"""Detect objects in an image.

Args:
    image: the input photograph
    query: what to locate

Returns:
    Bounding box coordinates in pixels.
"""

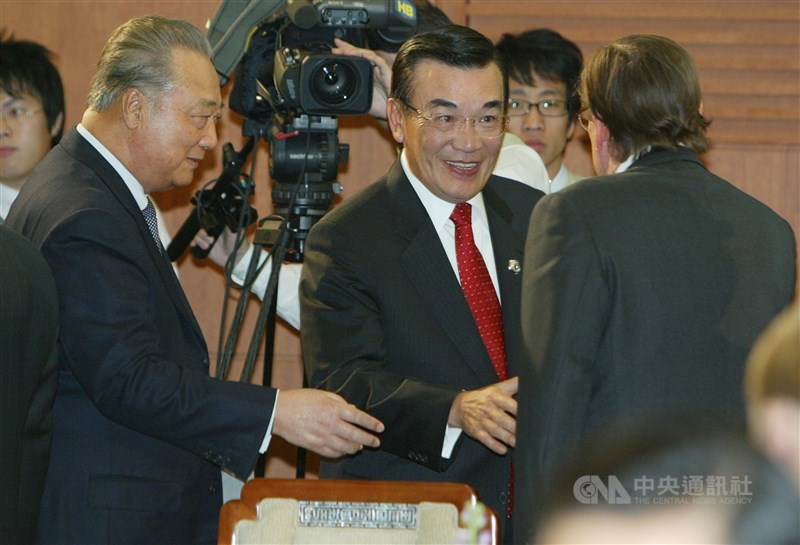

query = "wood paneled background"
[2,0,797,478]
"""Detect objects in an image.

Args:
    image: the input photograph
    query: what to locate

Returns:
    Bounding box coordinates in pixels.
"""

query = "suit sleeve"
[43,208,275,479]
[300,219,459,471]
[518,192,612,489]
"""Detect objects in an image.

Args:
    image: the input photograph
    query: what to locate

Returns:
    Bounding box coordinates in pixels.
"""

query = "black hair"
[413,0,452,34]
[495,28,583,121]
[391,25,506,107]
[0,29,65,146]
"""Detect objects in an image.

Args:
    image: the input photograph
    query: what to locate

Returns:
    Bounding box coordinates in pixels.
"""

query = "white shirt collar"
[76,123,148,210]
[616,145,656,174]
[0,183,20,221]
[615,154,636,173]
[399,150,490,233]
[549,163,570,193]
[398,150,500,298]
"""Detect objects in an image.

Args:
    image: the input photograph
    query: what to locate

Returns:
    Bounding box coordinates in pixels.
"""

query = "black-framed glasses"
[507,98,567,118]
[578,108,594,131]
[398,99,508,139]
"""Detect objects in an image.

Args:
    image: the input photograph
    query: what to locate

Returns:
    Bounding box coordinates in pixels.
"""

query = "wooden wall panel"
[465,2,800,146]
[451,0,799,287]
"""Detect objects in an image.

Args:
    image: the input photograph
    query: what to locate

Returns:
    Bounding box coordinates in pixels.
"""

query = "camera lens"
[310,60,358,105]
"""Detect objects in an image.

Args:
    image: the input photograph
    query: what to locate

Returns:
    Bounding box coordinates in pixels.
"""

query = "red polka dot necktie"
[450,202,514,518]
[450,202,507,380]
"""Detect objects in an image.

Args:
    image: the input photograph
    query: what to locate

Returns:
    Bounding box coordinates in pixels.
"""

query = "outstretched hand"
[273,389,384,459]
[448,377,518,455]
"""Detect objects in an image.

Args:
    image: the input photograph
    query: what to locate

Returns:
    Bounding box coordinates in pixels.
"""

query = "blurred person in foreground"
[535,419,800,545]
[301,25,544,543]
[516,34,796,542]
[5,15,382,545]
[745,303,800,491]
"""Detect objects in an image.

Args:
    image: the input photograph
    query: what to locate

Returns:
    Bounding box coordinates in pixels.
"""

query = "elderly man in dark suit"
[5,15,383,545]
[301,25,543,543]
[516,34,797,543]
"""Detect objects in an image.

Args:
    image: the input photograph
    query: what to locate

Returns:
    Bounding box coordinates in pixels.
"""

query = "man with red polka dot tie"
[300,25,544,544]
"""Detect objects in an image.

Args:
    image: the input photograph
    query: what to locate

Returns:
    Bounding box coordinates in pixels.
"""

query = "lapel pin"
[507,259,521,275]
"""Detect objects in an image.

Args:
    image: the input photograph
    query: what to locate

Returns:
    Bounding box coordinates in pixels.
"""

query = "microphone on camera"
[286,0,318,30]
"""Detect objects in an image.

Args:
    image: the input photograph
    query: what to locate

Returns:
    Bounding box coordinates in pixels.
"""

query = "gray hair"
[87,15,212,111]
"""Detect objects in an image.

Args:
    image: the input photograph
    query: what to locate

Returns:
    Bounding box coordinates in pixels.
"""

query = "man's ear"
[593,116,610,145]
[386,98,405,145]
[592,117,616,174]
[50,112,65,139]
[121,88,145,128]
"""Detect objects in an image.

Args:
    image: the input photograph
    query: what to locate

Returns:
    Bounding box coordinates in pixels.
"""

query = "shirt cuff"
[442,424,462,459]
[259,389,279,453]
[231,245,265,287]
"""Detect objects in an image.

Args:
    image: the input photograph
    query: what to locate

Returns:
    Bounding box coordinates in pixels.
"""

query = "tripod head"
[265,114,345,261]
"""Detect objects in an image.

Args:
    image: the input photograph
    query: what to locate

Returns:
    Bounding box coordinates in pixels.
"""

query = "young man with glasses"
[496,28,584,193]
[0,32,64,221]
[300,25,543,544]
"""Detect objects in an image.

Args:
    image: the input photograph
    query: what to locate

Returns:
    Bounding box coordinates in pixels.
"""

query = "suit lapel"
[483,180,527,377]
[387,163,500,383]
[65,132,207,352]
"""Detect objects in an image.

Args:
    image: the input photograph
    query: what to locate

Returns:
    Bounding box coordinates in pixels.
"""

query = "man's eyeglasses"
[0,105,44,127]
[577,108,594,131]
[399,100,508,139]
[507,98,567,118]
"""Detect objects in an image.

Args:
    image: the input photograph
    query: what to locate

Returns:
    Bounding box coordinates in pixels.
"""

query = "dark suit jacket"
[0,225,59,545]
[5,129,276,545]
[515,146,797,542]
[301,159,543,534]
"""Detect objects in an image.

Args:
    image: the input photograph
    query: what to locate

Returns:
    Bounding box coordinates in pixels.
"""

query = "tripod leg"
[255,286,278,478]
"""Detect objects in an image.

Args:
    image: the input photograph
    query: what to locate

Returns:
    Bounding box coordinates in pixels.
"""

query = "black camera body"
[188,0,417,261]
[229,1,416,123]
[273,46,373,115]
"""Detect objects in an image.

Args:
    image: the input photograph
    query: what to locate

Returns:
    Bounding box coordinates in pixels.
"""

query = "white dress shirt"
[400,149,509,458]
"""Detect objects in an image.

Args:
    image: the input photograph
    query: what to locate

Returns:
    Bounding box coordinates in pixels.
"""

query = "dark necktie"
[142,197,162,253]
[450,201,514,518]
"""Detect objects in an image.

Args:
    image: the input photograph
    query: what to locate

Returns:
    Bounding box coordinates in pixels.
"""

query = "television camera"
[167,0,417,262]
